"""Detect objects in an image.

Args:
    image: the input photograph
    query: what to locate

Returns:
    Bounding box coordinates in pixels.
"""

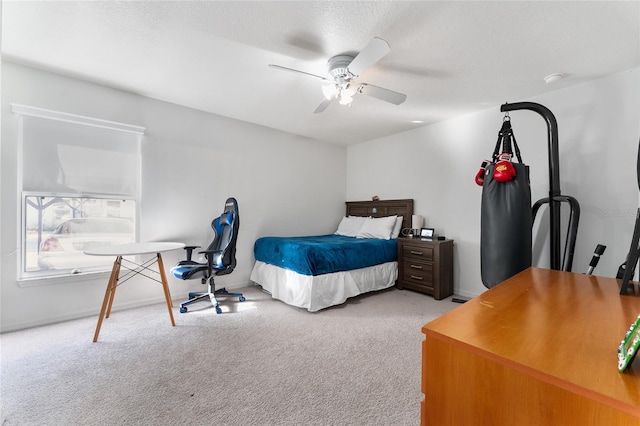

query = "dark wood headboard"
[345,199,414,231]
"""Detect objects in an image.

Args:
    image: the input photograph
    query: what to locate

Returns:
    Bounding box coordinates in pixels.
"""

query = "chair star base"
[179,282,246,314]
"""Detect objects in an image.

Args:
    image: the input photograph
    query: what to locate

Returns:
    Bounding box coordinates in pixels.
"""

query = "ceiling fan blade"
[313,98,333,114]
[358,83,407,105]
[347,37,391,77]
[268,64,328,81]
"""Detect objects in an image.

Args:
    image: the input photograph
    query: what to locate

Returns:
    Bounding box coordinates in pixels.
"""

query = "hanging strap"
[491,115,524,163]
[511,130,523,164]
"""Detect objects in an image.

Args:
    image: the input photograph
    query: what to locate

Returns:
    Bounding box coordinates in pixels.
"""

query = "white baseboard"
[1,281,255,333]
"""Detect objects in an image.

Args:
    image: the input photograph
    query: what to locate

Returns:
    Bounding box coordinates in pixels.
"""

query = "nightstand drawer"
[402,260,433,285]
[401,244,434,261]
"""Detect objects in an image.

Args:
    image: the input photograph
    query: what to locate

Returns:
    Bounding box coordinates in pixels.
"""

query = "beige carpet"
[0,285,457,425]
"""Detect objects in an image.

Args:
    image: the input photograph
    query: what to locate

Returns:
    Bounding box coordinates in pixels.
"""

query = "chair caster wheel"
[180,307,188,313]
[215,307,222,314]
[239,296,246,302]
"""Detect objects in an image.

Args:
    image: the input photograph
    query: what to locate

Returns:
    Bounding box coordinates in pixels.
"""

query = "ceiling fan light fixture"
[322,84,339,100]
[343,84,358,97]
[339,92,353,106]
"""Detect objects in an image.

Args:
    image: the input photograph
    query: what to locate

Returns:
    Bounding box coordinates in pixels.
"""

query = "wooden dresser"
[397,237,453,300]
[421,268,640,425]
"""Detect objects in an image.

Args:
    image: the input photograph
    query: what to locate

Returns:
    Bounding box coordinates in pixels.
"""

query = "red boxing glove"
[493,153,516,182]
[475,160,491,186]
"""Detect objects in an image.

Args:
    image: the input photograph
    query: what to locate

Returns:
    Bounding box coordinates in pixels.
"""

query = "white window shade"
[17,106,143,196]
[13,104,145,281]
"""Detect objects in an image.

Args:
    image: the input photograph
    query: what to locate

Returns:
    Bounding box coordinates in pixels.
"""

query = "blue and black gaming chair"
[171,197,245,314]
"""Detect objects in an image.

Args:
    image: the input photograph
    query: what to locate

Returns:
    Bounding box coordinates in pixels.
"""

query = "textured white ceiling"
[2,1,639,145]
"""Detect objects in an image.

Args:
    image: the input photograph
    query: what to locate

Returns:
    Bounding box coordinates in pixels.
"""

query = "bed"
[250,199,414,311]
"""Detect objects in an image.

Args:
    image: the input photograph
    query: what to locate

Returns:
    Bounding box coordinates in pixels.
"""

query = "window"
[13,104,145,280]
[23,195,136,275]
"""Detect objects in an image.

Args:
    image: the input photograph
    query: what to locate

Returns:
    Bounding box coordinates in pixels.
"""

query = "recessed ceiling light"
[410,120,424,124]
[544,73,564,84]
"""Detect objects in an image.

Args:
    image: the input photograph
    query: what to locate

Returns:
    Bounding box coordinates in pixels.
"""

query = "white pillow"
[335,216,366,237]
[356,215,398,240]
[391,216,403,239]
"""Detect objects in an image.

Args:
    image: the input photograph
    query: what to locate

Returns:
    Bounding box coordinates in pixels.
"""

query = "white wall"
[348,68,640,298]
[1,62,347,332]
[3,62,638,330]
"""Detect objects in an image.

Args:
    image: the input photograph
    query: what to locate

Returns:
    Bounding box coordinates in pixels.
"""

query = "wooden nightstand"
[397,237,453,300]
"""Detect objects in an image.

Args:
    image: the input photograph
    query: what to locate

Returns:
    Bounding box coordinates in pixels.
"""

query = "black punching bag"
[480,119,532,288]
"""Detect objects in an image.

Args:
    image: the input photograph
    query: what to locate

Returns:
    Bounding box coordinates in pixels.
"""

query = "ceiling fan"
[269,37,407,113]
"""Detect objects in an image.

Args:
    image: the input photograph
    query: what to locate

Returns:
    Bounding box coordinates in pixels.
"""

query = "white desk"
[85,242,185,342]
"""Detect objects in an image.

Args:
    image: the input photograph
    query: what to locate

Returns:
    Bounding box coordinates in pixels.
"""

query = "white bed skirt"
[249,260,398,312]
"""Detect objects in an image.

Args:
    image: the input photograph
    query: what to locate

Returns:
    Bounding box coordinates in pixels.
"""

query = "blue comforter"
[253,234,397,276]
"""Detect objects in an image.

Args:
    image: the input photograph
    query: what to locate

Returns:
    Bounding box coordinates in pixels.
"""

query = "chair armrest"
[183,245,201,262]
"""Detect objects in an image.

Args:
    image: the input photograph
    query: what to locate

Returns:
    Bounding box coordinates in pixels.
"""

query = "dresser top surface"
[423,267,640,413]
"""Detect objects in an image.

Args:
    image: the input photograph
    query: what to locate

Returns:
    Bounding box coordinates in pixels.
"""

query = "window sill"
[18,269,111,287]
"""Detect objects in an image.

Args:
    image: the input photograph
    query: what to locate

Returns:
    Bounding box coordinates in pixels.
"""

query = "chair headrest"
[223,197,238,215]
